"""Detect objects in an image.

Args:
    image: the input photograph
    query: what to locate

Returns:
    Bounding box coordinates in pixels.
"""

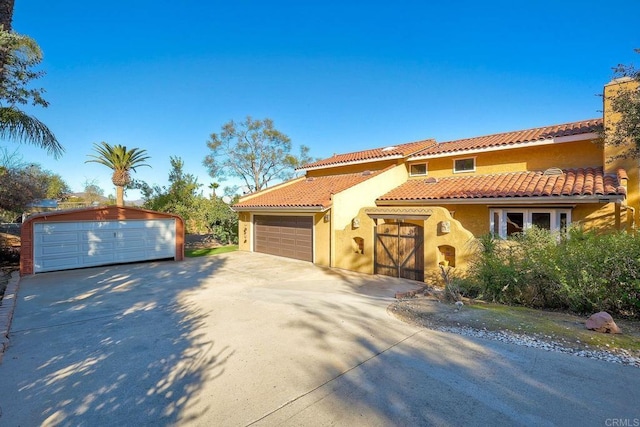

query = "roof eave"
[408,132,601,161]
[376,194,625,206]
[232,205,330,213]
[296,154,403,172]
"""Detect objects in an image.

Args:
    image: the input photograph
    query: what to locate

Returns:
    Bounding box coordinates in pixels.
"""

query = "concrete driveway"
[0,252,638,426]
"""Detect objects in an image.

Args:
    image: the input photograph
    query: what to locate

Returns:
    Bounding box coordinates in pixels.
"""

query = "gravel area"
[390,298,640,368]
[436,324,640,367]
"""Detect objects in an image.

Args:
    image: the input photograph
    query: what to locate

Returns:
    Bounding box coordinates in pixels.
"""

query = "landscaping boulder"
[585,311,621,334]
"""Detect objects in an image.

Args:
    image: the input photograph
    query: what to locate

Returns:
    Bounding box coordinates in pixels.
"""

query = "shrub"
[462,227,640,319]
[0,236,20,266]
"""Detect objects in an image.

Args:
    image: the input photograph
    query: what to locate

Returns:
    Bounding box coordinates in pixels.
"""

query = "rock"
[585,311,621,334]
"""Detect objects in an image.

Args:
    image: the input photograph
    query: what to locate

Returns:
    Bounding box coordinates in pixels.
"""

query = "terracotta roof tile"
[234,169,385,210]
[413,118,603,157]
[299,139,436,170]
[377,167,625,202]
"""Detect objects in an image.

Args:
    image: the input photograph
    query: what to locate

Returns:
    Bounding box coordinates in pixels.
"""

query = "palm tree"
[85,142,150,207]
[0,19,63,158]
[0,106,62,157]
[209,182,220,199]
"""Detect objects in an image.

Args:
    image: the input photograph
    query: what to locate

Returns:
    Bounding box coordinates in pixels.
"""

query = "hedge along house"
[233,79,637,282]
[20,206,185,275]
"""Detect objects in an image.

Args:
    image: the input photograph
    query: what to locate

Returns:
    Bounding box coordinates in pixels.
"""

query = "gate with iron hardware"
[374,223,424,281]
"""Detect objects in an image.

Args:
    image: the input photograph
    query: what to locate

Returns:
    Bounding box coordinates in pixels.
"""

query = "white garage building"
[20,206,185,275]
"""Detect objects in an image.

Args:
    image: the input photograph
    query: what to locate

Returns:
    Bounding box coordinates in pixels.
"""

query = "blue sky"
[8,0,640,199]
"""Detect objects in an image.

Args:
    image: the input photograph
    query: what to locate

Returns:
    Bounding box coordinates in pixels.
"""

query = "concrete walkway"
[0,251,638,426]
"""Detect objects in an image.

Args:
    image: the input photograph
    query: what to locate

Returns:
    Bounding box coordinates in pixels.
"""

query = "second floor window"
[410,163,428,176]
[454,157,475,173]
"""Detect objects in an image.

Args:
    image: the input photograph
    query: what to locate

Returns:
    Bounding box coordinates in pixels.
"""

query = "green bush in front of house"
[461,227,640,319]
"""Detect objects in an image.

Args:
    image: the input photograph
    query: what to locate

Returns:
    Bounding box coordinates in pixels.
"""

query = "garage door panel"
[38,231,80,244]
[82,241,117,254]
[254,215,313,262]
[82,253,116,265]
[40,256,84,270]
[84,230,116,240]
[37,243,82,256]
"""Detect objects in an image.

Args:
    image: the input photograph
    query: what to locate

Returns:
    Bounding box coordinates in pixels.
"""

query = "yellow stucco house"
[233,79,638,282]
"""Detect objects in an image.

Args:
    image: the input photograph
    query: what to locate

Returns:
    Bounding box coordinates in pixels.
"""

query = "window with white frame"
[490,208,571,238]
[409,163,428,176]
[454,157,475,173]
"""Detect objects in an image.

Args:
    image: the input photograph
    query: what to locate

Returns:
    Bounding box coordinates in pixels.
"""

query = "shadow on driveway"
[3,252,639,426]
[0,257,233,425]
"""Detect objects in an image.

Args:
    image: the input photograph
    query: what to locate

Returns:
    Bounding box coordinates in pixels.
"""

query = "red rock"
[585,311,621,334]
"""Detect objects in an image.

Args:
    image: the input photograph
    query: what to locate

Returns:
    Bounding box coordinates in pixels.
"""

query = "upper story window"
[409,163,428,176]
[454,157,475,173]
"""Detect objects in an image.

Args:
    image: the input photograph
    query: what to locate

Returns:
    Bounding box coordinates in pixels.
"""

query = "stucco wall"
[305,159,401,177]
[331,165,408,231]
[435,204,487,237]
[573,203,622,232]
[424,202,622,237]
[417,139,603,179]
[313,211,331,267]
[418,208,476,273]
[333,206,476,278]
[333,208,376,274]
[237,212,251,252]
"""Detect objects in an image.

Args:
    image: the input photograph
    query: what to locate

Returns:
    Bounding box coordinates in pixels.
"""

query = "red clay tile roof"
[234,170,385,210]
[377,167,626,203]
[412,118,603,157]
[299,139,436,171]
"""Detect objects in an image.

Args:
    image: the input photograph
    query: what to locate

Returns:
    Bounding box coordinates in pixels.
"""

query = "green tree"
[139,156,202,220]
[604,49,640,158]
[42,170,70,199]
[204,116,313,193]
[0,162,67,218]
[85,142,150,207]
[0,29,63,157]
[139,157,238,241]
[82,178,105,205]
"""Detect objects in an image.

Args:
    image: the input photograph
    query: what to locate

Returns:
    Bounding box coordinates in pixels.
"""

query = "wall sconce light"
[324,213,331,222]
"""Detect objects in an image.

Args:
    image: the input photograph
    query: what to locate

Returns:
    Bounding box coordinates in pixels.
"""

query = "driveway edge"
[0,271,20,362]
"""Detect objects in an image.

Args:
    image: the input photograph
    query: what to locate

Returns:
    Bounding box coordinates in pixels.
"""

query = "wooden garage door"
[254,216,313,262]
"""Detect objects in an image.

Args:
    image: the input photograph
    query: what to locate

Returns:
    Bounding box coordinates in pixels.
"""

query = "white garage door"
[33,219,176,273]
